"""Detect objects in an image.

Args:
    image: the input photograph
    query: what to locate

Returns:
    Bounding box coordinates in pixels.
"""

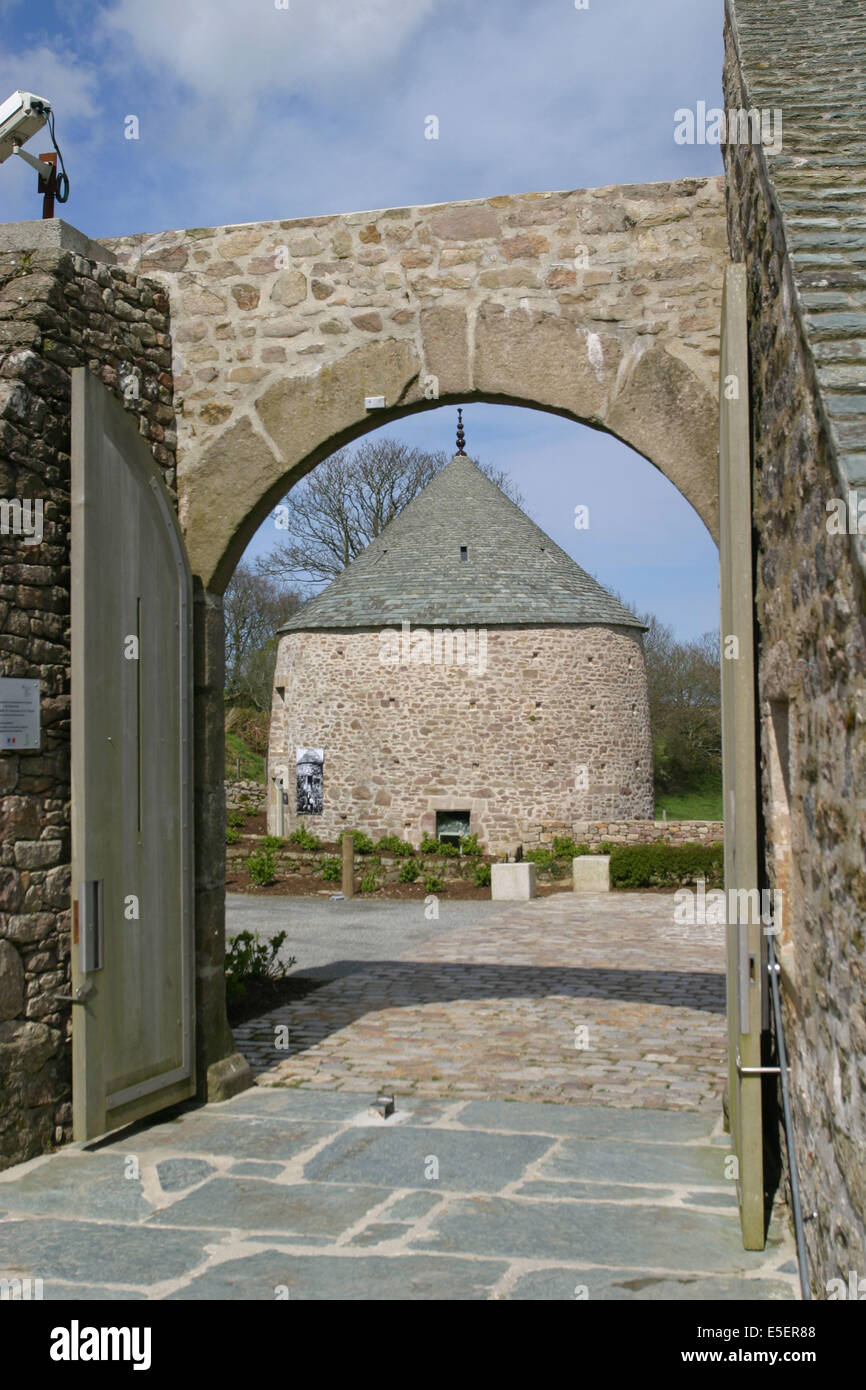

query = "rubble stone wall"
[0,245,174,1169]
[268,624,653,855]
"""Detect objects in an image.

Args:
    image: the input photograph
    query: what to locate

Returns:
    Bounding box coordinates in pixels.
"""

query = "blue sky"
[1,0,726,639]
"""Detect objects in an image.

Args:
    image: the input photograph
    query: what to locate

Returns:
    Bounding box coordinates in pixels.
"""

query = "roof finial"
[456,407,467,456]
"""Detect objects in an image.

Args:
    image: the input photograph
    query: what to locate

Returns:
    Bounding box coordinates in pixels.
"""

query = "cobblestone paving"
[235,893,728,1110]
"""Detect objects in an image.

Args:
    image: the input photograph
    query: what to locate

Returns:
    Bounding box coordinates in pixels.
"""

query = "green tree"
[224,563,302,711]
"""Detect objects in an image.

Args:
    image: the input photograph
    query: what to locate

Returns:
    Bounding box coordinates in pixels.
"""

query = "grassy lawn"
[654,783,723,821]
[226,729,265,782]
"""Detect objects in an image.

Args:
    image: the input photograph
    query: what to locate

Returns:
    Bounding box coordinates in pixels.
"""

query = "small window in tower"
[436,809,470,846]
[460,546,468,561]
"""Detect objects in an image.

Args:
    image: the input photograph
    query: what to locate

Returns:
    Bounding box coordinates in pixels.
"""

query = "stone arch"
[193,335,718,595]
[103,175,728,592]
[102,176,728,1102]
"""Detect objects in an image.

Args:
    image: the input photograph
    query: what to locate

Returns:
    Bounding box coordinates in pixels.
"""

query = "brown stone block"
[430,207,500,241]
[606,343,718,539]
[217,229,264,259]
[501,233,550,260]
[0,796,41,841]
[473,300,618,425]
[478,268,540,289]
[231,284,260,311]
[351,312,383,333]
[183,290,226,316]
[420,305,470,397]
[269,271,307,306]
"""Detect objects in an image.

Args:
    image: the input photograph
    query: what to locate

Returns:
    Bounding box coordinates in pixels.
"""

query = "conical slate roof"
[279,454,644,632]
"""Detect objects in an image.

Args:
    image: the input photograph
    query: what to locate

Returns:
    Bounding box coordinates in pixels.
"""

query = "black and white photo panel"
[296,747,324,815]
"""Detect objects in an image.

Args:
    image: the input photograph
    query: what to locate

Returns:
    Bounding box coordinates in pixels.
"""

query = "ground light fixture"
[0,89,70,216]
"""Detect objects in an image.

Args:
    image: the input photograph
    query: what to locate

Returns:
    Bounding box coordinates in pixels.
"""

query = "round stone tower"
[268,436,653,853]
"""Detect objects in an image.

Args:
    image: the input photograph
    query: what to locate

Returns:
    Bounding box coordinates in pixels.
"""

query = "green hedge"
[609,841,723,889]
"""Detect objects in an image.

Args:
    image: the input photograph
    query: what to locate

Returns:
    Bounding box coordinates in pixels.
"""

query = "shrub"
[359,871,379,893]
[225,826,240,845]
[597,840,616,855]
[525,848,564,878]
[474,862,491,888]
[420,833,459,857]
[353,831,375,855]
[423,874,443,894]
[288,825,321,851]
[227,810,247,829]
[261,835,284,851]
[398,858,420,883]
[525,847,554,869]
[375,835,414,858]
[225,929,295,1005]
[609,841,723,889]
[553,836,591,860]
[459,833,482,856]
[247,847,277,886]
[420,833,459,856]
[319,856,341,882]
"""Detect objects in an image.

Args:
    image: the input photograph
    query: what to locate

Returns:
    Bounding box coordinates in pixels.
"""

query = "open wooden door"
[70,368,195,1140]
[719,265,766,1249]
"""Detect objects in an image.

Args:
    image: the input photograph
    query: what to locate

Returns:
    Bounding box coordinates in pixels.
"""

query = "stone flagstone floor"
[0,892,799,1299]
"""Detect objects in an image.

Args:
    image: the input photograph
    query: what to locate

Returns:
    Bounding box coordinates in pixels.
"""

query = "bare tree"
[255,436,524,590]
[224,564,303,711]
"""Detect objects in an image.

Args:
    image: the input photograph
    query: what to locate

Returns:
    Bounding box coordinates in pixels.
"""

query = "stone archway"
[104,175,729,1098]
[106,174,727,592]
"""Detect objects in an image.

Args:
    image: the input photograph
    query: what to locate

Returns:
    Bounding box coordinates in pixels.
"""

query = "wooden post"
[341,830,354,897]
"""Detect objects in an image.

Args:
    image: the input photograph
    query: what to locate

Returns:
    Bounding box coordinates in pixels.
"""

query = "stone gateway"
[267,431,653,853]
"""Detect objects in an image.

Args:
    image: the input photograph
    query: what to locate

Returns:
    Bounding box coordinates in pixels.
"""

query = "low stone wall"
[530,820,724,849]
[225,780,266,814]
[226,840,489,886]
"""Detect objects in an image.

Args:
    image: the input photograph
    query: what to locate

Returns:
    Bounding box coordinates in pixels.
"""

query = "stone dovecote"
[268,452,654,852]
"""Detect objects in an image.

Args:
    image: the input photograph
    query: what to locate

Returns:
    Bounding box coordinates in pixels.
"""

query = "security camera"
[0,90,51,164]
[0,89,70,211]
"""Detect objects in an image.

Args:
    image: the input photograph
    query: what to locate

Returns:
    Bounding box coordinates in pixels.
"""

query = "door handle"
[77,879,104,972]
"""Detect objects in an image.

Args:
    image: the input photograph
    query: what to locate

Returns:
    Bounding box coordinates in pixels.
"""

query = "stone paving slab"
[0,1217,213,1287]
[303,1126,555,1191]
[236,893,728,1110]
[410,1196,785,1272]
[146,1177,387,1238]
[536,1137,726,1187]
[0,896,800,1300]
[166,1251,508,1301]
[0,1092,798,1300]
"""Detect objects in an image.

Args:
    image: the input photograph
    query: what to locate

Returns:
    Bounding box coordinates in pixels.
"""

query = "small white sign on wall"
[0,677,41,749]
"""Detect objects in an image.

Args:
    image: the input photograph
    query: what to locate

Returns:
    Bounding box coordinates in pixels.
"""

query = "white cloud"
[0,45,97,121]
[101,0,439,115]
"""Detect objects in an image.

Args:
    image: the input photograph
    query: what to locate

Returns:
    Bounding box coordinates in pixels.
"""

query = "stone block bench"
[491,863,537,901]
[573,855,610,892]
